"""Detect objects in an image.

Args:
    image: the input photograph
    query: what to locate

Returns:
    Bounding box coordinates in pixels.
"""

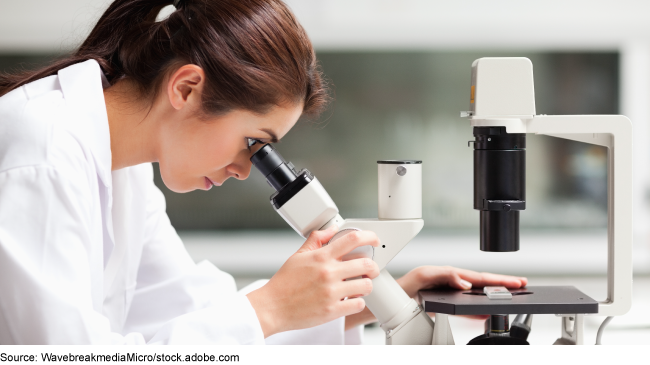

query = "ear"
[167,64,205,110]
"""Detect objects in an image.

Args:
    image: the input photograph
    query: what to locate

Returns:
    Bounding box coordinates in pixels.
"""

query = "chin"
[164,181,195,194]
[159,171,195,194]
[167,185,195,194]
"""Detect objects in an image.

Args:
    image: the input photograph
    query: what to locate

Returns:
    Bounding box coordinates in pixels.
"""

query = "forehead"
[234,103,303,139]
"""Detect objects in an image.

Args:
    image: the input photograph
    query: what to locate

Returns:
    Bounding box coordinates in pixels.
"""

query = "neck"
[104,80,160,171]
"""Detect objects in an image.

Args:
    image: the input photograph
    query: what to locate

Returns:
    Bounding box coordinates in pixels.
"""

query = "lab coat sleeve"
[239,280,365,345]
[122,166,264,344]
[0,166,145,344]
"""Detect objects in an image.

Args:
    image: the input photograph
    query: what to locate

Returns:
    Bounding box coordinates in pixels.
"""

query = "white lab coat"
[0,60,362,345]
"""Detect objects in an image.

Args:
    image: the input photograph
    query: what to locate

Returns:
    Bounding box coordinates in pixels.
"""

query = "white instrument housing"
[378,162,422,219]
[467,57,633,318]
[275,177,340,238]
[470,57,536,118]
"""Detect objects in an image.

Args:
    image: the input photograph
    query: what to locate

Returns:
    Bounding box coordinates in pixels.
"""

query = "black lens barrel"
[250,144,298,191]
[251,144,314,210]
[473,127,526,252]
[489,314,510,333]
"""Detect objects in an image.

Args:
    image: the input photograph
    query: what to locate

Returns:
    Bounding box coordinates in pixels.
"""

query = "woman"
[0,0,526,344]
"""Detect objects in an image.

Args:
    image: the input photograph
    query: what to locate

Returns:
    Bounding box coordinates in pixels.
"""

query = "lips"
[204,177,221,190]
[204,177,212,190]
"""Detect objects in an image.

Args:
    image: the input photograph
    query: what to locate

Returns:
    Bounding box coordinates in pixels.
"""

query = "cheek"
[158,126,243,192]
[158,164,189,193]
[199,132,242,169]
[156,133,208,193]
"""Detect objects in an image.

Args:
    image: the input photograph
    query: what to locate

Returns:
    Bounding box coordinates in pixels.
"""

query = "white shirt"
[0,60,361,345]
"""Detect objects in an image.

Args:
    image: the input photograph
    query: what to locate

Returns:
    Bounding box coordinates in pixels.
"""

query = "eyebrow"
[260,128,280,143]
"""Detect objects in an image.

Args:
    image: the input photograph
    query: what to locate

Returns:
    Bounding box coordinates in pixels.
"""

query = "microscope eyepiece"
[250,144,299,191]
[250,143,313,209]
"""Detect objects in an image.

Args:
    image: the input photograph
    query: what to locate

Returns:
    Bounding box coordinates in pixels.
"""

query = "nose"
[227,148,256,180]
[227,161,251,180]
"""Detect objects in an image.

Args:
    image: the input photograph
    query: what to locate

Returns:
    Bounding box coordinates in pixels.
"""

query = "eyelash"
[247,138,264,151]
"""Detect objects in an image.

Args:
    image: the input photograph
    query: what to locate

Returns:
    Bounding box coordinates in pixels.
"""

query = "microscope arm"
[472,114,633,317]
[337,219,423,270]
[333,218,438,344]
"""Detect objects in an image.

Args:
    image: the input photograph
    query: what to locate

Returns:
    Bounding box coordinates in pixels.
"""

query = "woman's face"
[158,104,302,193]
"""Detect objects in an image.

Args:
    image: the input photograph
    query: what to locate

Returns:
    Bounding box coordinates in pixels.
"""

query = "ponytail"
[0,0,329,117]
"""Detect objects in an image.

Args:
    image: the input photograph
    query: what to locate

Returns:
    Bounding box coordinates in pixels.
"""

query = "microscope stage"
[418,286,598,315]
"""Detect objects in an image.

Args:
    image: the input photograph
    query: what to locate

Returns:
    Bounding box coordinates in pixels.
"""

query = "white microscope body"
[456,58,633,345]
[465,57,633,319]
[251,144,437,344]
[251,57,633,345]
[275,160,436,345]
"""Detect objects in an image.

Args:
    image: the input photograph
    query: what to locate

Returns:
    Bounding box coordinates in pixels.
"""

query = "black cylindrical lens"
[251,144,314,209]
[473,150,525,209]
[250,144,298,191]
[489,314,510,333]
[480,211,520,251]
[473,127,525,252]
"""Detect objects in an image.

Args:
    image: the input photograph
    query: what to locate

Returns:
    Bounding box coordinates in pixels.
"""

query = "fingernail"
[460,279,472,289]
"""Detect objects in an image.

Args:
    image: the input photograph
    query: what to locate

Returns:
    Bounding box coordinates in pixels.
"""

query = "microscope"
[251,146,434,344]
[251,57,633,345]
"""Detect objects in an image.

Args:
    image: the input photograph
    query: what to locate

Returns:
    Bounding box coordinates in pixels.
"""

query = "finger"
[328,230,380,259]
[420,268,472,290]
[337,277,373,299]
[414,266,526,290]
[427,313,490,321]
[337,297,366,317]
[297,225,338,253]
[447,271,473,290]
[459,315,490,320]
[412,266,469,290]
[336,258,380,280]
[454,269,527,288]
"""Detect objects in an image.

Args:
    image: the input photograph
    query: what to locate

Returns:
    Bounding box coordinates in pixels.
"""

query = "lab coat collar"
[57,60,112,187]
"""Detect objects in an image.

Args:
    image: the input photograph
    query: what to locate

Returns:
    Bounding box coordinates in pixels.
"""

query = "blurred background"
[1,0,649,344]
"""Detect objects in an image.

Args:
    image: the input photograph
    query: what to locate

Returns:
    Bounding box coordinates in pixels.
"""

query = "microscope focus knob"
[325,228,374,261]
[324,228,374,282]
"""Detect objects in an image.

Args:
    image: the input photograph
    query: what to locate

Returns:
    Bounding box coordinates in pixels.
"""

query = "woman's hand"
[246,226,380,338]
[344,266,528,330]
[396,266,528,299]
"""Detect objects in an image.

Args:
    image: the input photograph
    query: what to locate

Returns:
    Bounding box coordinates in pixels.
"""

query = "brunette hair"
[0,0,329,117]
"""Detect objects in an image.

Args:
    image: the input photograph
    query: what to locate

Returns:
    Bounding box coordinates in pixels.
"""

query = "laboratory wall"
[1,0,649,276]
[2,52,615,231]
[153,52,618,231]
